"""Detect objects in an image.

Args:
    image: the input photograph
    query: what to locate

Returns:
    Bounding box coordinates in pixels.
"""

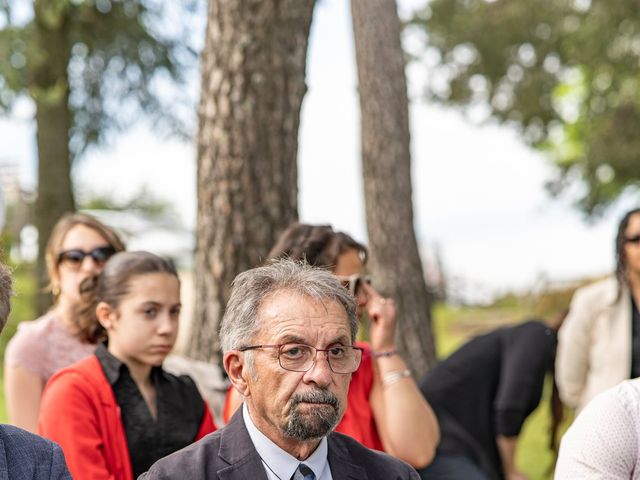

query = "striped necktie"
[291,463,316,480]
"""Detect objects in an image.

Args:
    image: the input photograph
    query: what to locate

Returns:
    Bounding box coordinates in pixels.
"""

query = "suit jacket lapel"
[327,433,368,480]
[217,410,269,480]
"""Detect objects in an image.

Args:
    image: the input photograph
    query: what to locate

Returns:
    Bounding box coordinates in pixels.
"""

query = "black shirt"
[95,344,206,478]
[419,320,556,480]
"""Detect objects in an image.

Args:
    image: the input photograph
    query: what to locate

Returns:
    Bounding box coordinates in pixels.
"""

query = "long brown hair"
[76,251,178,343]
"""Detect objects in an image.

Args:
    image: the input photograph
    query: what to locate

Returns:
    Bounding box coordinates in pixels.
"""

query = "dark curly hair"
[267,223,367,269]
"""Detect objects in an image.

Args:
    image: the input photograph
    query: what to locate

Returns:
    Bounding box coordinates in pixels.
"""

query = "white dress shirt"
[555,378,640,479]
[243,404,333,480]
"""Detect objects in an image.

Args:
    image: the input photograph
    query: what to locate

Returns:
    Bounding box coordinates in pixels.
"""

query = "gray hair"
[0,263,12,332]
[220,259,358,352]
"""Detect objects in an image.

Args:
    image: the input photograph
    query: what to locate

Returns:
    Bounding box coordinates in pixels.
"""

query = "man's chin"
[284,406,339,441]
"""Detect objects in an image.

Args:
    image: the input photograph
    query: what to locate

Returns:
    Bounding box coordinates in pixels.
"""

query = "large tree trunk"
[351,0,436,377]
[189,0,315,364]
[33,1,75,314]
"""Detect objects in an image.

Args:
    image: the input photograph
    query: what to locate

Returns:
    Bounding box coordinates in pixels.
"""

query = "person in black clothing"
[416,318,564,480]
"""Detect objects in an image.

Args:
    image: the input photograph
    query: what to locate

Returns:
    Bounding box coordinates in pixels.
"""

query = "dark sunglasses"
[625,235,640,245]
[57,246,116,267]
[337,273,372,297]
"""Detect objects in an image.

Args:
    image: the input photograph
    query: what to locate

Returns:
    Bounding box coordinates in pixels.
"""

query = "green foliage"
[78,184,177,220]
[409,0,640,216]
[0,0,199,158]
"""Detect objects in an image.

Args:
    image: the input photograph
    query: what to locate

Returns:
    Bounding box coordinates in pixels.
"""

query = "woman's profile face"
[53,224,113,305]
[334,248,368,315]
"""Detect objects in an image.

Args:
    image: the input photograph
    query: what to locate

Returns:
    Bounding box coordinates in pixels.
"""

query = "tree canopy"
[410,0,640,215]
[0,0,198,311]
[0,0,197,158]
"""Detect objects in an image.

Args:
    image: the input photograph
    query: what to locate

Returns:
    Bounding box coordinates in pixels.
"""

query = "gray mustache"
[291,389,339,408]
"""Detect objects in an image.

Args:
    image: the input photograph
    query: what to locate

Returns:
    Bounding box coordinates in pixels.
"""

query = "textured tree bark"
[351,0,436,376]
[190,0,315,363]
[33,1,75,314]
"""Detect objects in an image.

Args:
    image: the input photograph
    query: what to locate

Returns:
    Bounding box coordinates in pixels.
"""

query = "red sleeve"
[222,385,234,424]
[38,372,117,480]
[195,402,217,440]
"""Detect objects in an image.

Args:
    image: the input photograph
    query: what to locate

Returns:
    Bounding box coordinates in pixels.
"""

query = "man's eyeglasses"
[239,343,363,374]
[336,274,371,297]
[625,235,640,245]
[57,246,116,268]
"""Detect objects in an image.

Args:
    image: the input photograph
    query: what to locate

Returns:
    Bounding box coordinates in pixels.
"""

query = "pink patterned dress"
[5,313,96,382]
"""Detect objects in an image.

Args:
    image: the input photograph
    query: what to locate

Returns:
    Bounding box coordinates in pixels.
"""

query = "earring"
[52,285,60,296]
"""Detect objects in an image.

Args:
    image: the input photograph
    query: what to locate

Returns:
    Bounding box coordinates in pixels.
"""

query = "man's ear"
[96,301,115,330]
[224,350,251,397]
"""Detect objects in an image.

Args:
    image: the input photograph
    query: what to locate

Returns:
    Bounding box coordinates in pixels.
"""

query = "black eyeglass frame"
[238,343,364,374]
[57,246,117,267]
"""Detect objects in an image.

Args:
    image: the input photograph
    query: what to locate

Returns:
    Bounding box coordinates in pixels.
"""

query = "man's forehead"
[259,290,346,317]
[257,289,349,327]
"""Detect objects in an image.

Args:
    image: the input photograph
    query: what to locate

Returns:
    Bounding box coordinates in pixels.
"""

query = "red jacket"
[39,355,216,480]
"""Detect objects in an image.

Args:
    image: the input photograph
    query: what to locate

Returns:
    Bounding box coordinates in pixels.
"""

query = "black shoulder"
[140,430,223,479]
[159,369,200,391]
[158,370,205,410]
[1,424,58,454]
[509,320,556,343]
[0,425,72,478]
[330,432,419,479]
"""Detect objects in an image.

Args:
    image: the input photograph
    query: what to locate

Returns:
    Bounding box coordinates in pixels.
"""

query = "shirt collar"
[95,342,126,385]
[95,342,163,386]
[242,403,329,480]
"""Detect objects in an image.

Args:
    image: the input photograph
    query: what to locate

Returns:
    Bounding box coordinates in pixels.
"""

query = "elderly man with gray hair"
[0,263,71,479]
[141,259,419,479]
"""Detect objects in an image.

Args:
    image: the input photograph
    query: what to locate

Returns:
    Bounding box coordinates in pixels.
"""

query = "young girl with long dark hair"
[38,251,216,480]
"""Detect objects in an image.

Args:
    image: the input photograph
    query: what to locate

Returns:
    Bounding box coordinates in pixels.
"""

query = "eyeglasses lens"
[58,246,116,267]
[278,344,361,374]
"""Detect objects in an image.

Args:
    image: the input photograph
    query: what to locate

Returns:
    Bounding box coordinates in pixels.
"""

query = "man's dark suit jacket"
[139,410,420,479]
[0,424,71,480]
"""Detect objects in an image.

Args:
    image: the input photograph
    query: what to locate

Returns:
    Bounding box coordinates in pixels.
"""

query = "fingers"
[366,294,396,322]
[360,280,378,297]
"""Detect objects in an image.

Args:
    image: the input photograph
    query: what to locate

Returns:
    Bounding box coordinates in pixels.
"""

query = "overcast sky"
[0,0,635,303]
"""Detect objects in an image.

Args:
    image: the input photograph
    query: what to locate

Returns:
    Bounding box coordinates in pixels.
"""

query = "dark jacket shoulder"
[328,431,420,479]
[138,418,264,480]
[0,424,72,480]
[139,410,419,480]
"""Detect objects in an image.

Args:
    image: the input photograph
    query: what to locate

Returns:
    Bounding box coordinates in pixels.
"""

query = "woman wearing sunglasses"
[5,213,125,432]
[556,207,640,413]
[223,223,439,469]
